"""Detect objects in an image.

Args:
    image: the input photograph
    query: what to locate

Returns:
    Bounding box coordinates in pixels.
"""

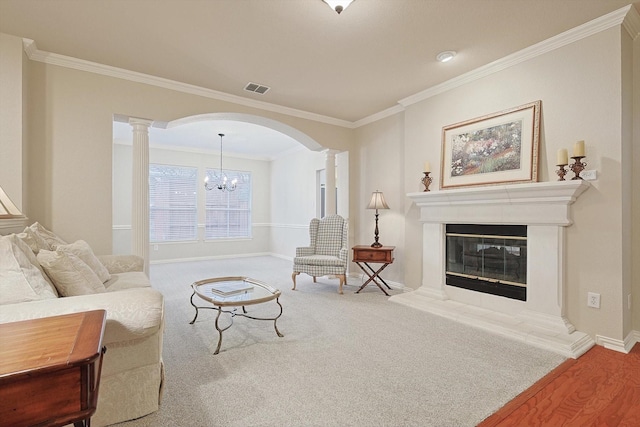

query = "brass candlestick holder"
[569,156,586,180]
[421,172,433,192]
[556,164,568,181]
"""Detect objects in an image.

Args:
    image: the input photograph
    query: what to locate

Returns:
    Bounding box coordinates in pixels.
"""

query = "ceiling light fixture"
[323,0,354,14]
[204,133,237,192]
[436,51,457,63]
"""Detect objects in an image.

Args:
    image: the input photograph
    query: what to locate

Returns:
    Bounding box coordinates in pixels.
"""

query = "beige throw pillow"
[37,250,107,297]
[0,235,58,305]
[18,228,50,254]
[26,222,67,250]
[53,240,111,283]
[5,234,59,297]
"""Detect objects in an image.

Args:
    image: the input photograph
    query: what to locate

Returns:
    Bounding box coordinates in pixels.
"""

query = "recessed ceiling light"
[436,51,457,63]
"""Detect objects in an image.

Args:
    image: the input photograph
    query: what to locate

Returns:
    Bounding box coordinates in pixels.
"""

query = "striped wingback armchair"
[292,215,348,294]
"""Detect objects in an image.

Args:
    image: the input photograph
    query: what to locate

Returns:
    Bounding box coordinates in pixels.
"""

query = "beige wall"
[269,147,326,258]
[19,58,353,255]
[354,26,637,340]
[0,34,24,209]
[353,113,405,284]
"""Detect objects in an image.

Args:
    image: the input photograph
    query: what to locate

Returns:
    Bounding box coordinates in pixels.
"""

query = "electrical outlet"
[587,292,600,308]
[153,244,159,251]
[581,169,597,181]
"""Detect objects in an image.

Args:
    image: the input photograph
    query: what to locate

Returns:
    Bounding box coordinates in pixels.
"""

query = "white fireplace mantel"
[390,180,593,358]
[408,180,590,226]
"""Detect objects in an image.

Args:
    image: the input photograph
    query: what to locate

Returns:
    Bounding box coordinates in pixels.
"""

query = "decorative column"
[325,150,337,216]
[129,118,153,275]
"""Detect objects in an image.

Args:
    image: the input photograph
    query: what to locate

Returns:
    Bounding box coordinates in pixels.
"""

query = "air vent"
[244,82,270,95]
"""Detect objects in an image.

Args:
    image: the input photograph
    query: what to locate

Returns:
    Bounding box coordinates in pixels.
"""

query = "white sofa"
[0,224,164,426]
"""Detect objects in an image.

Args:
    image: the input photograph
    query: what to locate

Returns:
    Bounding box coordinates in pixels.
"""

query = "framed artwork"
[440,100,541,189]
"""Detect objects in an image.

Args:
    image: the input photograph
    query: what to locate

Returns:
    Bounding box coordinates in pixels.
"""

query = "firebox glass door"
[446,234,527,286]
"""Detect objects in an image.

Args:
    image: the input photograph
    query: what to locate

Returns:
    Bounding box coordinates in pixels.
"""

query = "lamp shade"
[0,186,25,219]
[367,191,389,210]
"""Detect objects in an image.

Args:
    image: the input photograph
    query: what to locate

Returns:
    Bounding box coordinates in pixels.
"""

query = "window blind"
[205,169,252,239]
[149,164,198,242]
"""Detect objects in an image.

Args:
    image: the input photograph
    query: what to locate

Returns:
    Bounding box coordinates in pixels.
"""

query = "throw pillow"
[37,250,107,297]
[18,228,50,253]
[53,240,111,283]
[0,236,58,305]
[26,222,67,250]
[5,234,59,297]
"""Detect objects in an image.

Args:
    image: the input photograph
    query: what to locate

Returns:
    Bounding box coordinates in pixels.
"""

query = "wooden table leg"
[355,262,391,296]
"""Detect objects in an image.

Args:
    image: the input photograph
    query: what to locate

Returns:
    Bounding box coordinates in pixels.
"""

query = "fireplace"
[390,181,594,358]
[445,224,527,301]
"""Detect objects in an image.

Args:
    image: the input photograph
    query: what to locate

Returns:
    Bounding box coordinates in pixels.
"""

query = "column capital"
[323,149,340,157]
[128,117,153,130]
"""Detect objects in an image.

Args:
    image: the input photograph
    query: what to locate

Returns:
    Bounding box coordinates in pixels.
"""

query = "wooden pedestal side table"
[0,310,107,427]
[352,245,395,295]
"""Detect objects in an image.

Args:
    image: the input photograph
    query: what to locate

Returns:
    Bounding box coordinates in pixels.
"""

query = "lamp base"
[371,242,382,248]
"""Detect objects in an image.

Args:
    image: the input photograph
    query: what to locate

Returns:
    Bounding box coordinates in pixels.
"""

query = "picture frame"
[440,100,541,189]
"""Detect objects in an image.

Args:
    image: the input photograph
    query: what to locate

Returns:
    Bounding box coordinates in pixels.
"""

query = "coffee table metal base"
[189,277,284,355]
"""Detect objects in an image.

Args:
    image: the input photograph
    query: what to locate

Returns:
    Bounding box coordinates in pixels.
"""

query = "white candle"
[424,161,431,173]
[573,140,585,157]
[557,149,568,165]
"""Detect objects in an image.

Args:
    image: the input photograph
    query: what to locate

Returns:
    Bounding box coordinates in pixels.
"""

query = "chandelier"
[323,0,354,14]
[204,133,237,192]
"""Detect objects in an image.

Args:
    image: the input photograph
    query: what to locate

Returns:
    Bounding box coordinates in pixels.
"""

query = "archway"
[113,113,349,265]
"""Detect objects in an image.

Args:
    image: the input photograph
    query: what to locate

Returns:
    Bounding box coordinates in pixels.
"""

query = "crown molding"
[20,4,635,131]
[353,104,405,128]
[397,5,633,110]
[623,4,640,39]
[21,39,354,129]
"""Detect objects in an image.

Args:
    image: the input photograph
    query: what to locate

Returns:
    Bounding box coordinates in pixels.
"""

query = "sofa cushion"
[54,240,111,283]
[104,271,152,292]
[293,254,344,266]
[37,249,107,297]
[0,235,58,305]
[97,254,144,274]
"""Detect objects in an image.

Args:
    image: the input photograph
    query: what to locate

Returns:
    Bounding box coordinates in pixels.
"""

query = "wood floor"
[478,343,640,427]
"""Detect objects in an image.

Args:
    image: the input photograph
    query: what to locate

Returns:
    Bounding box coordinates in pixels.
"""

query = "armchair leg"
[338,274,346,295]
[292,272,299,290]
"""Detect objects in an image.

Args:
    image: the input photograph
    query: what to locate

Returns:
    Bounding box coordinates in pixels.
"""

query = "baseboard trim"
[347,272,408,292]
[596,330,640,354]
[150,252,272,264]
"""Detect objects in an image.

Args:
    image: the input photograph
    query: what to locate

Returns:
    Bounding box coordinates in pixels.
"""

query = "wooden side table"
[352,245,395,295]
[0,310,107,427]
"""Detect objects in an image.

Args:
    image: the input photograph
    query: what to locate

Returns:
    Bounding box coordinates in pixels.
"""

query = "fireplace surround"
[390,180,593,358]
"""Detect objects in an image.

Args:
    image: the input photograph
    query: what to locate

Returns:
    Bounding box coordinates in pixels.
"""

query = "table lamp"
[367,190,389,248]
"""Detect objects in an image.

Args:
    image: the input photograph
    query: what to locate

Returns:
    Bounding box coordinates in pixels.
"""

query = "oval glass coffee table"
[189,276,284,354]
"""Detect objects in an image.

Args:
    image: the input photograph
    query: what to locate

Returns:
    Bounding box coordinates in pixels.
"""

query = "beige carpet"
[114,256,565,427]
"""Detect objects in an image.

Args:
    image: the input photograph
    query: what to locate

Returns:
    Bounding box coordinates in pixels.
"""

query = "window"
[205,169,251,239]
[149,164,197,242]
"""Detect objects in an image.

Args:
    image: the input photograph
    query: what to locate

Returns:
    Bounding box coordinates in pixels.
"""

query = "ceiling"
[1,0,636,157]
